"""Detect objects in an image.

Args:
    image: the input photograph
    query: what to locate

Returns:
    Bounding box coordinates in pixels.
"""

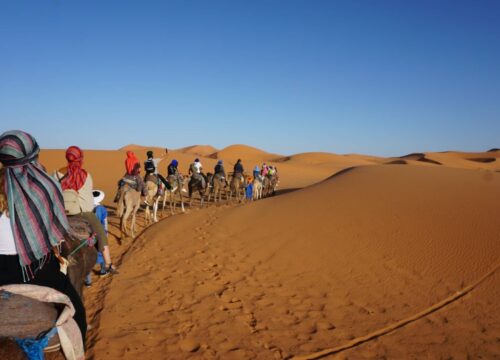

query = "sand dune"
[209,144,281,162]
[424,151,500,171]
[177,145,219,157]
[87,164,500,359]
[33,146,500,359]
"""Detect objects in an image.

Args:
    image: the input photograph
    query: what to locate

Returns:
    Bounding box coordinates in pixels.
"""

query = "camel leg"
[179,190,185,212]
[154,198,159,222]
[122,207,132,237]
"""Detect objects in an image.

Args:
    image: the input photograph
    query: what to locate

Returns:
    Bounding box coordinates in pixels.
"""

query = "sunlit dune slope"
[93,165,500,358]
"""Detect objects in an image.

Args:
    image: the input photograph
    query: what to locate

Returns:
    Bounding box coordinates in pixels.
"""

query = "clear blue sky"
[1,1,499,156]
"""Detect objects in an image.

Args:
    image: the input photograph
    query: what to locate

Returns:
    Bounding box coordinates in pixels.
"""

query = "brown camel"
[144,175,163,224]
[229,172,246,202]
[163,174,186,214]
[117,183,141,238]
[0,217,97,358]
[207,173,227,203]
[188,174,208,208]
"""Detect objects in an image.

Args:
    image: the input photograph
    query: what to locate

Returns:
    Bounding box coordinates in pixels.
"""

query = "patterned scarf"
[125,151,139,175]
[60,146,88,191]
[0,130,71,280]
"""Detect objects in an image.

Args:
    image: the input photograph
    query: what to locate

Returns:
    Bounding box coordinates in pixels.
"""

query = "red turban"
[61,146,88,191]
[125,151,140,175]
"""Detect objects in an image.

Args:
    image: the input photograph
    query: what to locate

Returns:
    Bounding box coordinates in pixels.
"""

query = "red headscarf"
[61,146,88,191]
[125,151,139,175]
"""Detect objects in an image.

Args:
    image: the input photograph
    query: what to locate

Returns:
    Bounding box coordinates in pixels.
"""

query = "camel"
[188,173,209,208]
[163,174,186,214]
[252,175,263,200]
[229,172,246,202]
[117,182,141,238]
[0,216,97,358]
[207,173,227,203]
[144,175,163,224]
[63,215,99,299]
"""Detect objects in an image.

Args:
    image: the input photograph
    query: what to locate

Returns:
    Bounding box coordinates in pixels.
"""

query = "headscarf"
[171,159,178,167]
[60,146,88,191]
[125,151,139,175]
[0,130,71,280]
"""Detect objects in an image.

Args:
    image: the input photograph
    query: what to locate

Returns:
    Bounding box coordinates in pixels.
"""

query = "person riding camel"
[261,163,269,177]
[0,130,87,344]
[55,146,118,276]
[167,159,184,186]
[213,160,226,186]
[189,158,206,189]
[114,151,148,203]
[253,165,260,180]
[144,149,171,191]
[234,159,244,175]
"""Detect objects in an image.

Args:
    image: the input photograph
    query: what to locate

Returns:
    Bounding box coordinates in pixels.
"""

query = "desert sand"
[38,146,500,359]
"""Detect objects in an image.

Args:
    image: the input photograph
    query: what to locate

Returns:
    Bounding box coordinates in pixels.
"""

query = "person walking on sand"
[84,190,107,287]
[0,130,87,343]
[55,146,118,276]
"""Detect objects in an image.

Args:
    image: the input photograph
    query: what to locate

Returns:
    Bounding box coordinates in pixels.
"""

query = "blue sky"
[0,0,499,156]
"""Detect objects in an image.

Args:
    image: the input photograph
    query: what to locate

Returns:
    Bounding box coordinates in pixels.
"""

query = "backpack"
[145,159,155,173]
[62,189,82,215]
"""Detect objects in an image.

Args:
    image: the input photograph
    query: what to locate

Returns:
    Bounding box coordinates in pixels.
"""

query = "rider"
[189,158,206,188]
[234,159,244,175]
[167,159,185,190]
[115,151,148,202]
[214,160,226,178]
[261,163,269,177]
[0,130,87,343]
[253,165,260,180]
[144,149,171,190]
[56,146,118,277]
[212,160,226,186]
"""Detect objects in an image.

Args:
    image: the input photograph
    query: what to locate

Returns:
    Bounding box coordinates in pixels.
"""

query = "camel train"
[0,134,279,359]
[117,164,279,240]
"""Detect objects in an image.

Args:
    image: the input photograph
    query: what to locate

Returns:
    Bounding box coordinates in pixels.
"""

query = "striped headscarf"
[125,151,139,175]
[61,146,88,191]
[0,130,71,280]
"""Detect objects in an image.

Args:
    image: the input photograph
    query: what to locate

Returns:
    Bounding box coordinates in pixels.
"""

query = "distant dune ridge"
[37,144,500,359]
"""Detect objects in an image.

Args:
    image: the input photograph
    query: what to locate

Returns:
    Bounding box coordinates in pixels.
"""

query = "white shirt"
[0,212,17,255]
[152,158,163,175]
[193,162,202,174]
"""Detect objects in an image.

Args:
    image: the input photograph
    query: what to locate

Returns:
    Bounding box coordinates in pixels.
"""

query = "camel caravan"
[116,152,280,238]
[0,130,279,360]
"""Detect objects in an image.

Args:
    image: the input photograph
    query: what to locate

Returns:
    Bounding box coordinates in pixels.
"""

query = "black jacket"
[167,164,178,176]
[234,162,244,174]
[214,164,226,177]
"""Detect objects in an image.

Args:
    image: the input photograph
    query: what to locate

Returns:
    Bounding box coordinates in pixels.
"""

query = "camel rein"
[68,234,96,257]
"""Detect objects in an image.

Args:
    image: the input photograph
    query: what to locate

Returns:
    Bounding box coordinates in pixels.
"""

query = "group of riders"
[0,130,280,359]
[116,148,280,202]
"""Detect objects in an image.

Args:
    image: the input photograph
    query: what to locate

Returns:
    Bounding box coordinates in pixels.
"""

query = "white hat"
[92,190,105,206]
